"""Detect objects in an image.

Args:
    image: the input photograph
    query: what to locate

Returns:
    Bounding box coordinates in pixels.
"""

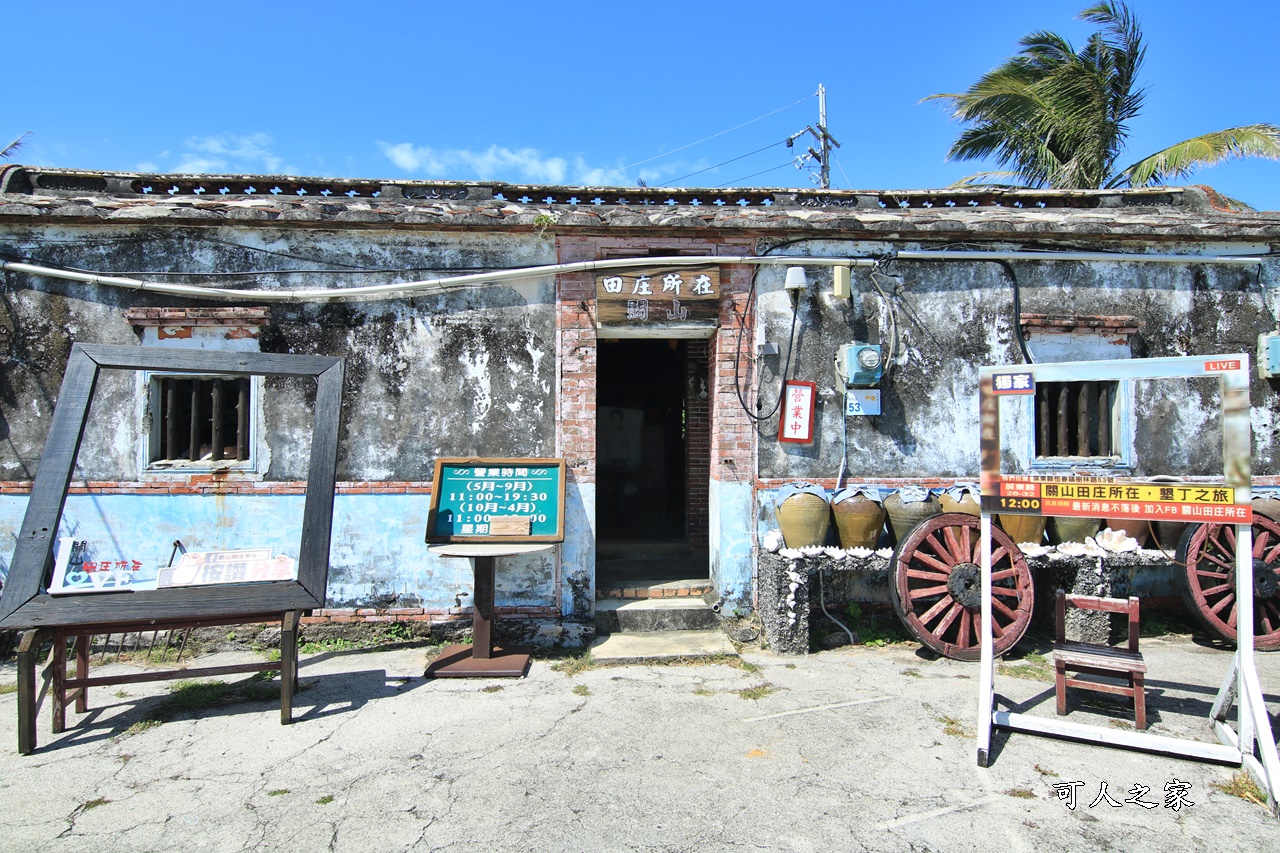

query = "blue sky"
[7,1,1280,209]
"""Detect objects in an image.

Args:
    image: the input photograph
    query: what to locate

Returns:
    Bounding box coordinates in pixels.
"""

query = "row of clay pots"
[777,490,1280,551]
[777,490,979,550]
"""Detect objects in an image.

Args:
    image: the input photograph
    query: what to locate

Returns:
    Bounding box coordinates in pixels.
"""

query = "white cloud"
[380,142,575,184]
[140,133,297,176]
[382,142,715,188]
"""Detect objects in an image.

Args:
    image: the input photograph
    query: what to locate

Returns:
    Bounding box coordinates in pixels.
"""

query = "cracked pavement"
[1,636,1278,851]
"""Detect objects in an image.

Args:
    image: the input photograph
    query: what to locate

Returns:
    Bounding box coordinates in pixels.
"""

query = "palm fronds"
[1118,124,1280,187]
[2,132,30,160]
[925,2,1275,203]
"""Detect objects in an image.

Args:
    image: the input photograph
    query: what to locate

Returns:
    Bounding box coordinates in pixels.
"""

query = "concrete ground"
[1,634,1278,852]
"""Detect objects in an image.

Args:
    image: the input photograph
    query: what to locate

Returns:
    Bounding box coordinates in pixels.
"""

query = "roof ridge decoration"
[4,165,1278,238]
[0,163,1203,211]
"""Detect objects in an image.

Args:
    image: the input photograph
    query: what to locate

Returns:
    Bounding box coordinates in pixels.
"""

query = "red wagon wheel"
[1175,515,1280,649]
[889,513,1034,661]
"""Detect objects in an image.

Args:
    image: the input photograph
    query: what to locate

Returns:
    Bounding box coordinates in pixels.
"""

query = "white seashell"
[762,530,784,552]
[845,547,873,559]
[1055,542,1088,557]
[789,582,800,593]
[778,548,804,560]
[799,546,825,557]
[1018,543,1051,558]
[788,616,797,625]
[1080,538,1107,557]
[1093,528,1140,553]
[875,548,893,559]
[824,547,846,559]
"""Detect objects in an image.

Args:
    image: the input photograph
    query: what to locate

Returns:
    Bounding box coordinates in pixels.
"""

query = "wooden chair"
[1052,591,1147,729]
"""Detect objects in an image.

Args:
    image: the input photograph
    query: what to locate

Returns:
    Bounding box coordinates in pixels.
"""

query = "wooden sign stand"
[424,458,566,678]
[425,544,553,678]
[975,354,1279,815]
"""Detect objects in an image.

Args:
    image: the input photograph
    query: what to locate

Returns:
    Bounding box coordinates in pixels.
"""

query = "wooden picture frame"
[426,458,566,545]
[0,344,345,629]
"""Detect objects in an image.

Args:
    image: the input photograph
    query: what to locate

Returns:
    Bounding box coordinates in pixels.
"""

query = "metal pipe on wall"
[0,249,1264,304]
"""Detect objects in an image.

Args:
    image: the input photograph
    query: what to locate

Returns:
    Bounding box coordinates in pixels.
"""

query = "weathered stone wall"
[757,553,811,654]
[4,172,1279,627]
[755,239,1280,483]
[0,225,557,482]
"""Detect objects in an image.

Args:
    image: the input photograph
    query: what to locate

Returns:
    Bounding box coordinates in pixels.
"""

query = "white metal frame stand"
[975,353,1279,816]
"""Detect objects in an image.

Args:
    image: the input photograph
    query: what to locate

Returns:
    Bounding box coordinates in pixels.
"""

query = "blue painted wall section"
[710,480,754,613]
[558,482,595,619]
[0,494,556,609]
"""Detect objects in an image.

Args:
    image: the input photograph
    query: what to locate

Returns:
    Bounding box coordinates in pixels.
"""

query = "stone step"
[589,629,736,663]
[595,597,720,634]
[596,578,714,601]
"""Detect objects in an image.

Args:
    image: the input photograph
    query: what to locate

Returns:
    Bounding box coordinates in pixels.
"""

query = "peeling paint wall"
[709,480,754,612]
[0,493,556,609]
[0,226,557,481]
[4,212,1278,625]
[755,239,1280,483]
[0,223,566,615]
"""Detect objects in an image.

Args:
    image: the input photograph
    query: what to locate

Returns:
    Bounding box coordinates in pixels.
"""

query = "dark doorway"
[596,339,707,586]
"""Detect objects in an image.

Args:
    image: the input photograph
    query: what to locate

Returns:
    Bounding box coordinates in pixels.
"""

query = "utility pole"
[817,84,834,189]
[787,84,841,189]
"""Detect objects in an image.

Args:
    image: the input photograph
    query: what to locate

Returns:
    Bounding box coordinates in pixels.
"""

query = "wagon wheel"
[889,513,1034,661]
[1175,515,1280,649]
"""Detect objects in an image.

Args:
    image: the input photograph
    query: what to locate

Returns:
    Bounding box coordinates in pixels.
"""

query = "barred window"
[149,375,252,465]
[1034,381,1119,459]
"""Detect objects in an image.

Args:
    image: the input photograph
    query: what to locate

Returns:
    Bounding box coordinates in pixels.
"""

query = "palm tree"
[2,132,30,160]
[926,2,1280,207]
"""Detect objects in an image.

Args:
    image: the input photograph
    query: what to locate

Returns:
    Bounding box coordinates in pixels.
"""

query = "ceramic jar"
[884,489,942,544]
[775,483,831,548]
[831,489,886,549]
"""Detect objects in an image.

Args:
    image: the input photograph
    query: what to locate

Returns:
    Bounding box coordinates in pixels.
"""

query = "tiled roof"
[3,165,1278,240]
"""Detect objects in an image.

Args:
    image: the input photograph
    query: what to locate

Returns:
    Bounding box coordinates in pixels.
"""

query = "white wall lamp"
[784,266,809,309]
[784,266,809,293]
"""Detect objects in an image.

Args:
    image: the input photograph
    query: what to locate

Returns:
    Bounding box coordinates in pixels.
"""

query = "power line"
[596,93,815,183]
[833,155,853,190]
[658,139,789,187]
[716,161,795,188]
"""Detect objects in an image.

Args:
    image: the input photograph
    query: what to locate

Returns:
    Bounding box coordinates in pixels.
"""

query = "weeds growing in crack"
[1212,772,1267,806]
[997,652,1054,682]
[549,652,595,676]
[120,672,284,734]
[734,684,776,701]
[119,719,161,739]
[938,715,974,738]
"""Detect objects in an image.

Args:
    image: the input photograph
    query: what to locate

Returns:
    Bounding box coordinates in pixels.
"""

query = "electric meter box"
[1261,332,1280,378]
[838,342,883,387]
